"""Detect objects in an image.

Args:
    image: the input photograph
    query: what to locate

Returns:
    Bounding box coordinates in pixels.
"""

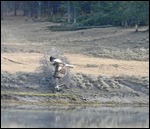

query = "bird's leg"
[55,78,60,90]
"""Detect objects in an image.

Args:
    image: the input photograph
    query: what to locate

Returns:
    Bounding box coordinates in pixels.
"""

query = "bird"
[50,56,74,90]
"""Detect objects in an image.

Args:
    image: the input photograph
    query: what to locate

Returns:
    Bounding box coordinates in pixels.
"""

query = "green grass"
[1,91,149,107]
[1,91,76,100]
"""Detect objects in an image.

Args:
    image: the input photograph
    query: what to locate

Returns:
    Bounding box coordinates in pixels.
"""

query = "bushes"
[47,15,67,23]
[79,13,121,26]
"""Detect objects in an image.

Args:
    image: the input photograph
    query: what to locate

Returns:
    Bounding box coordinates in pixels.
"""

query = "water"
[1,106,149,128]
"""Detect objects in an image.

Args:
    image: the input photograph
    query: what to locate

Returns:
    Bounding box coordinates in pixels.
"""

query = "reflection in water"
[1,106,149,128]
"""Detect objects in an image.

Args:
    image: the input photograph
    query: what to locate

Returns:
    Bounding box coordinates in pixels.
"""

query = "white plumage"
[53,59,63,63]
[65,64,74,68]
[53,58,74,68]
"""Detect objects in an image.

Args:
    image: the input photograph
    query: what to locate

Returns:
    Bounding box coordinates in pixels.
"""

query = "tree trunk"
[48,1,51,16]
[73,7,76,24]
[24,1,30,21]
[38,2,41,21]
[67,1,71,23]
[1,2,4,20]
[14,1,17,16]
[1,1,7,20]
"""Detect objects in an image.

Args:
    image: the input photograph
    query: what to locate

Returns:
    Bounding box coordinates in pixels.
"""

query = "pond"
[1,106,149,128]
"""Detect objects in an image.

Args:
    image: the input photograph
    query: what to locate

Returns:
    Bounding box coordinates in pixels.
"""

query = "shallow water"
[1,106,149,128]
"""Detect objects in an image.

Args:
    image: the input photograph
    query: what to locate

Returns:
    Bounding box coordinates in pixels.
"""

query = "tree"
[1,1,5,20]
[13,1,18,16]
[1,1,149,27]
[23,1,32,21]
[67,1,71,23]
[38,1,41,20]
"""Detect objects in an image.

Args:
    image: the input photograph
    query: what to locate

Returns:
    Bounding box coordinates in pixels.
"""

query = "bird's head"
[50,56,56,62]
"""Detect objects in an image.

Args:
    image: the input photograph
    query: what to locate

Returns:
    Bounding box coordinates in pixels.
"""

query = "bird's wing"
[53,58,74,68]
[65,64,74,68]
[53,59,63,64]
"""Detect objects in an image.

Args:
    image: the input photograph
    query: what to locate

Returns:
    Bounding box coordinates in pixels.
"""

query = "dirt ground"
[1,53,148,77]
[1,16,149,107]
